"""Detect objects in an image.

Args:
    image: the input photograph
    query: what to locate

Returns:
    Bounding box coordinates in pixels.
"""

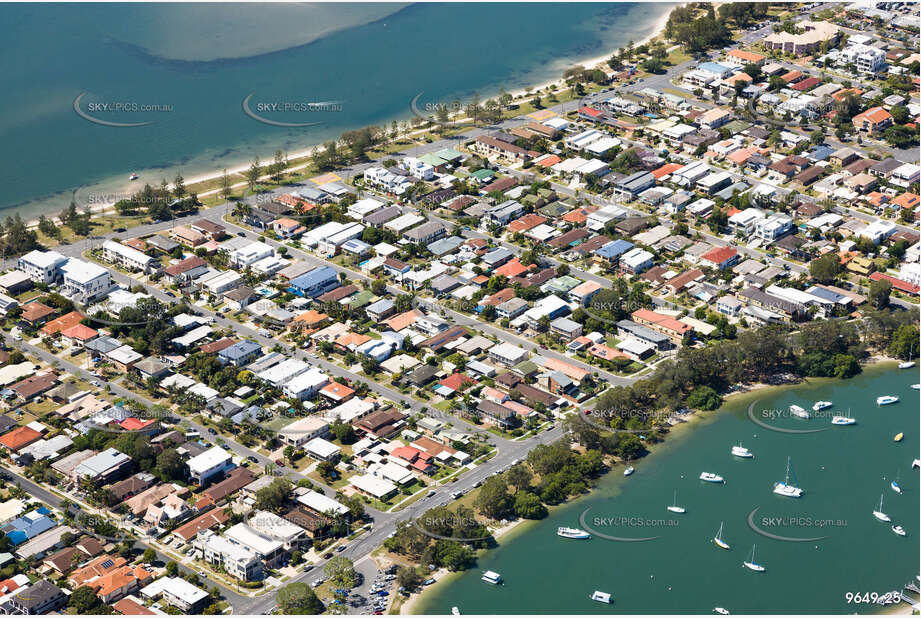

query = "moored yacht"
[899,361,915,369]
[700,472,724,483]
[731,443,753,458]
[773,457,804,498]
[623,466,635,476]
[591,591,612,604]
[481,571,502,585]
[714,608,730,615]
[831,415,856,425]
[743,545,765,572]
[873,495,890,522]
[557,527,591,539]
[713,522,730,550]
[812,401,832,411]
[666,490,686,514]
[789,404,810,419]
[892,525,907,537]
[877,395,899,406]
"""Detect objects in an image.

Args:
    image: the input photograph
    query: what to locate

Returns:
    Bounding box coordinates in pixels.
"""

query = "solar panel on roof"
[100,558,114,569]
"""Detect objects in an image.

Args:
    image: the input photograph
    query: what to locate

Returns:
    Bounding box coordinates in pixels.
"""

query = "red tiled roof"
[700,246,738,266]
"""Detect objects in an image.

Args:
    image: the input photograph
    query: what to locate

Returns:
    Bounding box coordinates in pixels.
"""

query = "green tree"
[513,491,548,519]
[473,476,513,520]
[808,253,841,283]
[324,556,358,589]
[888,324,920,360]
[277,582,324,614]
[868,278,892,309]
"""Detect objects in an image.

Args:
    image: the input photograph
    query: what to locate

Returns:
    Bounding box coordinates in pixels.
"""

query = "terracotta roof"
[172,507,230,542]
[21,302,55,323]
[321,381,355,401]
[854,106,892,124]
[561,206,597,223]
[113,598,157,615]
[41,311,84,335]
[382,309,420,332]
[700,246,738,265]
[893,193,920,209]
[507,213,546,233]
[10,372,58,400]
[163,255,206,277]
[438,373,476,391]
[200,338,237,354]
[61,324,98,341]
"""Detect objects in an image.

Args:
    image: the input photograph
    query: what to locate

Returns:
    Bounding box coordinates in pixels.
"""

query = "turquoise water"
[0,2,671,219]
[417,365,920,614]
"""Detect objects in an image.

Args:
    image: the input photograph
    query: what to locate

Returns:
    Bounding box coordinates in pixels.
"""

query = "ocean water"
[417,365,920,615]
[0,2,672,220]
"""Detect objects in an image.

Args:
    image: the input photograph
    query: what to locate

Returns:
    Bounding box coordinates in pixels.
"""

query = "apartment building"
[101,240,158,273]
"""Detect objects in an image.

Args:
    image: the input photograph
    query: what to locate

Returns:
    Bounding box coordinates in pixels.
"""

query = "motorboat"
[591,591,612,604]
[481,571,502,585]
[789,405,810,419]
[623,466,635,476]
[831,416,856,425]
[895,432,904,442]
[129,172,139,181]
[451,608,461,616]
[892,525,906,537]
[557,527,591,539]
[700,472,724,483]
[899,361,915,369]
[714,608,730,615]
[877,395,899,406]
[812,401,832,411]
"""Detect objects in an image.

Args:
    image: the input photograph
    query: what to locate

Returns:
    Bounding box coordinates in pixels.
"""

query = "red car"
[275,459,284,466]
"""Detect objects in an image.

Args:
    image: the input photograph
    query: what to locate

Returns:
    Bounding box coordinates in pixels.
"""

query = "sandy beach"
[24,3,676,231]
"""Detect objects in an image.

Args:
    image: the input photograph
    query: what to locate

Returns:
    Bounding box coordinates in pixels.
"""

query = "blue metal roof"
[595,239,634,259]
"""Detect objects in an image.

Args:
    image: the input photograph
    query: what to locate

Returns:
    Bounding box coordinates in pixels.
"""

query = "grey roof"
[482,247,514,266]
[363,205,403,226]
[616,319,669,344]
[430,275,461,294]
[366,298,395,316]
[219,340,262,361]
[403,221,445,242]
[85,336,122,355]
[427,236,465,256]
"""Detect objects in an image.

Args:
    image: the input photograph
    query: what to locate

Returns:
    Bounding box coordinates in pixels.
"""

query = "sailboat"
[891,471,902,494]
[713,522,730,550]
[900,345,916,369]
[773,457,804,498]
[743,545,765,572]
[873,494,890,522]
[667,490,686,514]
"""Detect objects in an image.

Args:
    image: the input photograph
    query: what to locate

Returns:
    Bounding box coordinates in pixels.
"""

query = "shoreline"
[401,358,901,615]
[15,3,676,229]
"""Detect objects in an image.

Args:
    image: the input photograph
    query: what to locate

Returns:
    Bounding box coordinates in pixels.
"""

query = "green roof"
[435,148,465,162]
[724,120,750,134]
[420,153,448,167]
[545,275,581,293]
[513,360,539,377]
[471,169,495,181]
[539,201,570,217]
[346,290,375,308]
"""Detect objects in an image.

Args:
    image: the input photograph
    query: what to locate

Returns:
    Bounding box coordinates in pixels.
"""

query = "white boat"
[899,361,915,369]
[873,494,890,522]
[591,591,612,604]
[812,401,832,411]
[623,466,635,476]
[877,395,899,406]
[773,457,804,498]
[892,525,906,537]
[743,545,765,572]
[700,472,724,483]
[666,490,686,514]
[129,172,139,181]
[789,405,810,419]
[731,443,753,458]
[481,571,502,585]
[713,522,730,550]
[911,384,920,390]
[831,415,856,425]
[891,472,902,494]
[557,527,591,539]
[913,459,920,469]
[451,608,461,615]
[714,608,730,615]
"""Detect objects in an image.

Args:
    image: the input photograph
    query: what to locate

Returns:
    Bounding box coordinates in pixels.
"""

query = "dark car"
[237,231,246,237]
[207,428,217,435]
[323,552,334,559]
[247,455,259,463]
